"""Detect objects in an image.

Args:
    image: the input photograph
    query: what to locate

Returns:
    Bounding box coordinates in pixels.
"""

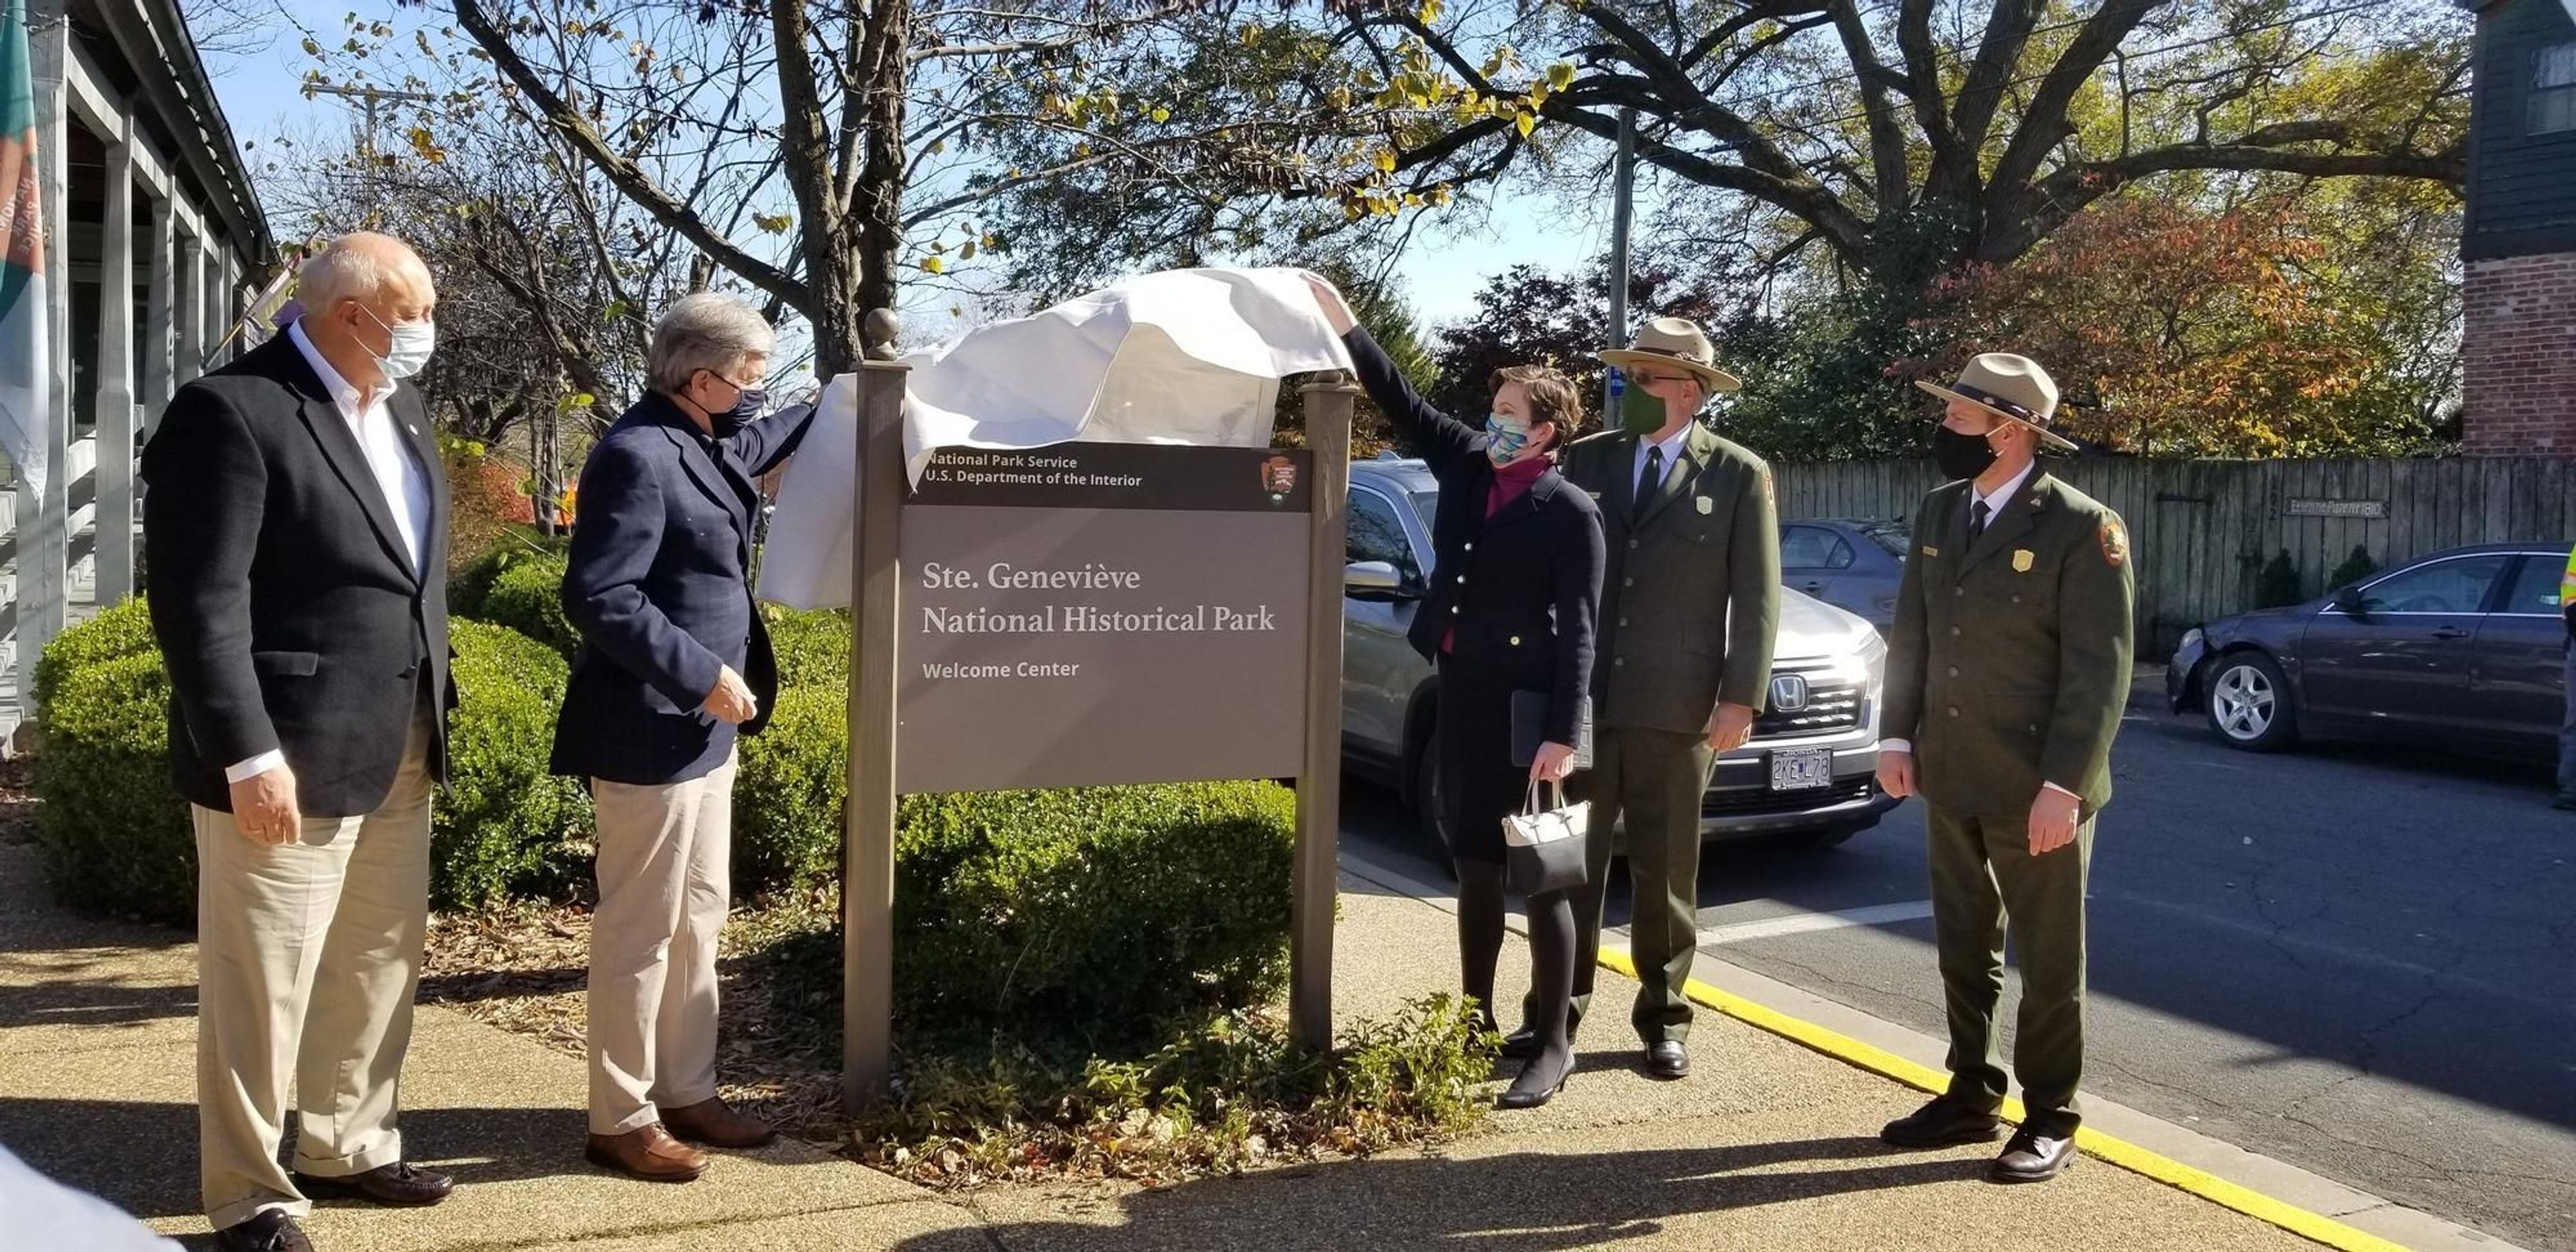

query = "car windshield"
[1860,522,1910,558]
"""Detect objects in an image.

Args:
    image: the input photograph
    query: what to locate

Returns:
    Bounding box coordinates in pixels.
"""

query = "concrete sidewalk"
[1,835,2342,1251]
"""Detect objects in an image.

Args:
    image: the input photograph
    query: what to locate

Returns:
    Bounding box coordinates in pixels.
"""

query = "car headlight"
[2180,627,2204,652]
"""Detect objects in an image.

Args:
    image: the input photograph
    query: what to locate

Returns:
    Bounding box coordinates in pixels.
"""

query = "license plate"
[1768,747,1834,792]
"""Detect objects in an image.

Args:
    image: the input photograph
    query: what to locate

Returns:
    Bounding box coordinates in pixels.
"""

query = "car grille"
[1702,779,1875,818]
[1752,674,1864,739]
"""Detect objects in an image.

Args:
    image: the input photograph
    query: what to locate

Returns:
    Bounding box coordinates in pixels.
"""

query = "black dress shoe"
[1497,1026,1543,1061]
[292,1161,455,1207]
[1644,1040,1690,1080]
[215,1210,313,1252]
[1991,1125,2079,1183]
[1880,1094,2005,1149]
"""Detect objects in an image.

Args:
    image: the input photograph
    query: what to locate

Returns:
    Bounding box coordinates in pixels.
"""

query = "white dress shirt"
[225,324,435,785]
[1883,460,2074,798]
[1631,425,1691,499]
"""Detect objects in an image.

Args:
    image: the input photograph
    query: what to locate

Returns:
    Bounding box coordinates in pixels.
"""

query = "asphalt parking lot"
[1342,685,2576,1251]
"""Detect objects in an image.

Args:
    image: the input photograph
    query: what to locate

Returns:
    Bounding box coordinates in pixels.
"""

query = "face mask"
[1617,382,1670,435]
[1931,424,2001,482]
[1484,413,1534,465]
[357,305,435,380]
[700,373,768,435]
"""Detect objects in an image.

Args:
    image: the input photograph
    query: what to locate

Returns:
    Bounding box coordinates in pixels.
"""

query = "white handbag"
[1501,780,1591,896]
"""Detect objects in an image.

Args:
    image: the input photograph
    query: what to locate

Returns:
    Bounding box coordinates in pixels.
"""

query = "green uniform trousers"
[1926,802,2093,1134]
[1534,725,1715,1044]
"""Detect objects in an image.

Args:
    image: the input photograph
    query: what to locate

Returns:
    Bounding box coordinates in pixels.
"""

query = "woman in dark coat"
[1308,276,1604,1108]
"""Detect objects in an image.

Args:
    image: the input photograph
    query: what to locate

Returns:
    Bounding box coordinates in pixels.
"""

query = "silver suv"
[1341,454,1901,854]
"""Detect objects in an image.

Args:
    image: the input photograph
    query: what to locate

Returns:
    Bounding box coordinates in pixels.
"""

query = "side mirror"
[1343,560,1407,598]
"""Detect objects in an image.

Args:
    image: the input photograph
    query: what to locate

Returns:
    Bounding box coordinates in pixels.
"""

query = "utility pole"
[1605,106,1636,417]
[303,82,437,198]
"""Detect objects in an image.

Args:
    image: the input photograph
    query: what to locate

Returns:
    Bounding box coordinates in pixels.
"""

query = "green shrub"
[433,621,594,908]
[450,527,570,620]
[733,682,847,896]
[30,597,158,718]
[894,782,1297,1051]
[32,651,195,923]
[30,601,593,921]
[2253,549,2302,609]
[763,605,851,690]
[477,554,582,660]
[2328,544,2381,591]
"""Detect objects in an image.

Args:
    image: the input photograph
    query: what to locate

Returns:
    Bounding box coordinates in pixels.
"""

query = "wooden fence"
[1772,457,2576,658]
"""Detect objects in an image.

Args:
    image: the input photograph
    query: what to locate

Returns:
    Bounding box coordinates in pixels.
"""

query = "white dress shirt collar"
[1970,460,2037,526]
[286,320,384,411]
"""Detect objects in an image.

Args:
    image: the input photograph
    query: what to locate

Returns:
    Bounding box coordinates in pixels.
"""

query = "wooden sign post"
[839,307,1359,1103]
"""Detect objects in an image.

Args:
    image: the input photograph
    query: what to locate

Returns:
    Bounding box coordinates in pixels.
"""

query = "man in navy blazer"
[553,293,815,1182]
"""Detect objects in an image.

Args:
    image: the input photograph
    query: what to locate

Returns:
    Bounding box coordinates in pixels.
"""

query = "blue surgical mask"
[1484,413,1533,464]
[702,372,768,435]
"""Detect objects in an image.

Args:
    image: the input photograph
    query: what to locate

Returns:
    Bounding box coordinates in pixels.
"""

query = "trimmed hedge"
[433,621,593,908]
[733,681,848,896]
[30,603,594,921]
[449,527,570,621]
[29,596,156,716]
[33,650,194,923]
[478,554,582,660]
[763,605,851,689]
[894,782,1297,1051]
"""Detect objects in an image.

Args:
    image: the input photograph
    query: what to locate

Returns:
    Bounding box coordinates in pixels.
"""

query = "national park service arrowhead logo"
[2099,517,2129,568]
[1261,454,1298,503]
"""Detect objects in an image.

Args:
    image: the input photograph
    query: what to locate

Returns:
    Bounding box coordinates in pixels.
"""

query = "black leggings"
[1456,861,1576,1065]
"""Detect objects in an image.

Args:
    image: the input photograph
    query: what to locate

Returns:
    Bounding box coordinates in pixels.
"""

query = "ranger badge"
[2099,517,2129,568]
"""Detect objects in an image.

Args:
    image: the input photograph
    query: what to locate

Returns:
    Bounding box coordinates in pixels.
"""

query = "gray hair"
[297,233,429,311]
[649,293,775,393]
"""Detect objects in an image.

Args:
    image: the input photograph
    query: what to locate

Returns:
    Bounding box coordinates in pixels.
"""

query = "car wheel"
[1409,727,1458,871]
[2203,651,2297,752]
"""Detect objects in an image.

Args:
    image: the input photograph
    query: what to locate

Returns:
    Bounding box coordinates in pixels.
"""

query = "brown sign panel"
[898,444,1313,793]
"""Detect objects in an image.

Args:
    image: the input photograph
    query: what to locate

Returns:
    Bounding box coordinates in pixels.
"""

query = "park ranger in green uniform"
[1875,353,2134,1184]
[1503,317,1781,1081]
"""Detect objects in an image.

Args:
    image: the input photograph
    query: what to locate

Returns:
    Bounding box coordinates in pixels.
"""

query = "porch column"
[92,136,136,601]
[176,225,205,384]
[142,195,172,436]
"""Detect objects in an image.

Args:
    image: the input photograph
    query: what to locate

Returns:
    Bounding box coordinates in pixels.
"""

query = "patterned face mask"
[1485,413,1534,464]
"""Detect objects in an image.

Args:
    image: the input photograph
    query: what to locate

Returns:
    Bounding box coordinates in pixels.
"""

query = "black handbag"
[1502,780,1592,896]
[1508,691,1593,770]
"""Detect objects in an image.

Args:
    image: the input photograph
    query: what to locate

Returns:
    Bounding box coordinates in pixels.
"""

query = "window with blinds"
[2535,42,2576,136]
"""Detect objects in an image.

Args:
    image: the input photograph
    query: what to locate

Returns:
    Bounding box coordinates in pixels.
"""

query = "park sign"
[837,311,1357,1106]
[898,443,1313,792]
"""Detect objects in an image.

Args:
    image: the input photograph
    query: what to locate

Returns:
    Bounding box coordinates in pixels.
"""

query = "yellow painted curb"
[1593,948,2411,1252]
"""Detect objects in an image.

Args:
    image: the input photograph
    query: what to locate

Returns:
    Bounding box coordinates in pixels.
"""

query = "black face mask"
[1931,425,2000,482]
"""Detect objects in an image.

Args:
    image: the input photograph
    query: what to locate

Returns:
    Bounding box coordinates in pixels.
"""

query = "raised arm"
[1305,276,1481,476]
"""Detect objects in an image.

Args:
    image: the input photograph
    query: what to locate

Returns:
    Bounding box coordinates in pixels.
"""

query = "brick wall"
[2463,252,2576,456]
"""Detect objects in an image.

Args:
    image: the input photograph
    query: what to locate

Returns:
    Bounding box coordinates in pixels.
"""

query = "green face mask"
[1617,383,1669,435]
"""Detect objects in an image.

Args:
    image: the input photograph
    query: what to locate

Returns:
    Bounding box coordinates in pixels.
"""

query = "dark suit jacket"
[1559,424,1782,734]
[551,392,816,785]
[1882,472,2135,816]
[140,332,455,817]
[1344,328,1603,745]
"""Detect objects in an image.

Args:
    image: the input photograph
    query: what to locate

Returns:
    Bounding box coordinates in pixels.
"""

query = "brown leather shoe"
[585,1124,707,1183]
[662,1096,778,1149]
[292,1161,455,1207]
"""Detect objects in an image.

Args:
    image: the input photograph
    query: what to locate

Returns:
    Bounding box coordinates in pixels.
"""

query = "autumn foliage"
[1907,197,2417,459]
[445,447,535,573]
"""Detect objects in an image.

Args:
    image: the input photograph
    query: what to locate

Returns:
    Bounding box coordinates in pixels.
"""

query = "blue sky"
[201,3,1602,337]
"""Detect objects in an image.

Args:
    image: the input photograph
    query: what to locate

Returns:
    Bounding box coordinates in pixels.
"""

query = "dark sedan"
[1782,518,1911,633]
[2167,543,2569,759]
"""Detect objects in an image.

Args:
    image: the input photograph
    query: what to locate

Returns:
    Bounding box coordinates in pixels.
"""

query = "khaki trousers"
[195,711,434,1231]
[587,754,737,1136]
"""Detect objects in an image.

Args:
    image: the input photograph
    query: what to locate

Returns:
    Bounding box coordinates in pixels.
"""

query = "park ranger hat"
[1916,353,2078,452]
[1601,317,1742,393]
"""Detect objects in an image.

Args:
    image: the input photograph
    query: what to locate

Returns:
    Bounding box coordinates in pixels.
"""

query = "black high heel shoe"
[1497,1057,1572,1110]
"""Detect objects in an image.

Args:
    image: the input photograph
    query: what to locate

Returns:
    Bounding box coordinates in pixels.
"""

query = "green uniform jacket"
[1884,472,2136,817]
[1559,424,1782,733]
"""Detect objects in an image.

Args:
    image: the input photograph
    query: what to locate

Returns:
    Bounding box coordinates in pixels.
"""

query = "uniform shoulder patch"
[2098,516,2129,568]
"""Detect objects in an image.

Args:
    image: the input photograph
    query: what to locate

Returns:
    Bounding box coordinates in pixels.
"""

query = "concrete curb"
[1338,850,2528,1252]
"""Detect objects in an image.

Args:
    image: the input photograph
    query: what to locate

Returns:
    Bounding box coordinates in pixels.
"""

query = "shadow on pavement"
[889,1137,1967,1251]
